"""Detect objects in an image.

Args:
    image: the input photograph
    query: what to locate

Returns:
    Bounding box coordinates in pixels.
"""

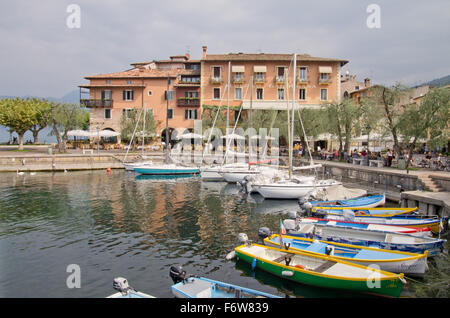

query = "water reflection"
[0,170,422,298]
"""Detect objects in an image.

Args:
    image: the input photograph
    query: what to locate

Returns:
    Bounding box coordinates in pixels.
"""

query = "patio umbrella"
[67,130,91,137]
[221,133,246,140]
[97,130,120,137]
[176,132,204,140]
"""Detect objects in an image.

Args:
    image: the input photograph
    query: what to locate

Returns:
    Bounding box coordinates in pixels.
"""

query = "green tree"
[323,99,361,160]
[29,99,52,144]
[120,108,157,149]
[0,98,40,150]
[398,86,450,171]
[49,102,90,153]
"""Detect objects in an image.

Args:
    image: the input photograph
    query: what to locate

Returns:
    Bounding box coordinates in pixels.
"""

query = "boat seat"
[304,242,328,254]
[299,224,314,234]
[313,260,336,273]
[273,253,295,264]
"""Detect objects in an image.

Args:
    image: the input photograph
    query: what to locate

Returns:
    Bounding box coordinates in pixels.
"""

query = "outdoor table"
[369,160,384,167]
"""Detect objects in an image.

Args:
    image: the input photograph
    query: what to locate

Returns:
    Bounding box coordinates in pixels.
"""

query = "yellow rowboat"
[234,243,406,298]
[264,234,428,276]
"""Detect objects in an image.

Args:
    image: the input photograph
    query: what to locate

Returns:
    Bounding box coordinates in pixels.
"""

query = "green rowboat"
[234,243,406,297]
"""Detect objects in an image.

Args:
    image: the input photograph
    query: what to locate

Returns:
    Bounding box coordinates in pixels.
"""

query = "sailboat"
[249,54,340,199]
[133,74,200,176]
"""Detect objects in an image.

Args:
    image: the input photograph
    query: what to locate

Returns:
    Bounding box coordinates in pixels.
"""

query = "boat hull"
[313,207,418,218]
[264,234,428,276]
[134,166,200,175]
[254,182,341,199]
[310,194,385,209]
[234,244,404,298]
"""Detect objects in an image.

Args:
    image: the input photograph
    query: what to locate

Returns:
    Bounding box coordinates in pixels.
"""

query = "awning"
[232,65,245,72]
[253,66,267,72]
[319,66,332,73]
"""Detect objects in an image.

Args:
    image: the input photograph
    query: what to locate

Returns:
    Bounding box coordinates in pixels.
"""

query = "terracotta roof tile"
[202,53,348,65]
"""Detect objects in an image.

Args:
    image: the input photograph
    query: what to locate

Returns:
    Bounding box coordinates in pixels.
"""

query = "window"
[355,86,360,90]
[148,90,152,96]
[123,90,134,101]
[299,88,306,100]
[320,89,328,101]
[234,87,242,100]
[185,91,199,98]
[277,88,285,100]
[101,90,112,100]
[168,79,173,86]
[277,67,285,81]
[213,66,221,79]
[255,72,265,82]
[234,72,244,82]
[167,109,173,119]
[256,88,263,100]
[299,67,307,80]
[126,80,132,85]
[213,88,221,100]
[320,73,329,81]
[165,90,174,100]
[185,109,198,120]
[105,80,111,84]
[105,109,111,119]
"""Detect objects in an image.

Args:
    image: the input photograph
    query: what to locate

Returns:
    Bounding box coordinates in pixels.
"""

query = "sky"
[0,0,449,100]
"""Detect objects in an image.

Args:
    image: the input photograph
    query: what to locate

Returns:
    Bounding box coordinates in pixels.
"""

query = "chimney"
[202,46,207,58]
[364,78,371,87]
[185,52,190,60]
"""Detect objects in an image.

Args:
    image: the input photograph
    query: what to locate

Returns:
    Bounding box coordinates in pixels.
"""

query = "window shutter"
[123,90,126,100]
[130,90,134,100]
[194,109,198,119]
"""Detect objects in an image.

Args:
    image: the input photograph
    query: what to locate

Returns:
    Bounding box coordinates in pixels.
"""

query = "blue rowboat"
[308,193,385,208]
[312,207,418,217]
[169,265,279,298]
[263,234,428,276]
[134,164,200,175]
[299,217,432,237]
[281,219,446,257]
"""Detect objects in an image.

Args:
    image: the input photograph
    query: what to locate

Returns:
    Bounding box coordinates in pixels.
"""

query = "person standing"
[386,149,393,167]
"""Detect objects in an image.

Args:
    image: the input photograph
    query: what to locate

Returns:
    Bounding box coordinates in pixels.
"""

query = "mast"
[142,102,146,157]
[226,61,231,136]
[165,72,170,164]
[249,75,253,129]
[289,53,297,179]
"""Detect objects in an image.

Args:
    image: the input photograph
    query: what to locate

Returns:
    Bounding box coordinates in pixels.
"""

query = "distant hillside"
[420,74,450,88]
[0,89,80,104]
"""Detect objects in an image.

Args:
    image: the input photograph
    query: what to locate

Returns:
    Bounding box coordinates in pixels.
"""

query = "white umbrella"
[67,130,91,137]
[250,135,276,141]
[97,130,120,137]
[221,133,246,140]
[176,133,204,140]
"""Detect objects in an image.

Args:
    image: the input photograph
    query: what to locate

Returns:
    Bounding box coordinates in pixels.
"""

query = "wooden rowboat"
[312,207,418,218]
[309,193,385,209]
[264,234,428,276]
[234,243,406,298]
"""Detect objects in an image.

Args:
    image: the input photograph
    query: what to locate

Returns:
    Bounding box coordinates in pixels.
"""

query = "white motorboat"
[200,162,248,181]
[124,160,153,171]
[252,177,342,199]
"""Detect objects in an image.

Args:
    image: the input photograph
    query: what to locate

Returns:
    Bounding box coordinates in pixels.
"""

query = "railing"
[297,76,309,84]
[177,79,201,85]
[318,76,332,84]
[210,76,223,84]
[254,76,266,83]
[275,76,285,84]
[177,98,200,107]
[80,99,113,108]
[232,76,245,84]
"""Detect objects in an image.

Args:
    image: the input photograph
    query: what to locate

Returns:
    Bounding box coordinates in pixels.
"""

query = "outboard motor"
[169,265,188,284]
[343,209,355,222]
[113,277,133,294]
[237,176,250,193]
[287,211,298,220]
[283,219,297,233]
[258,227,271,243]
[238,233,249,244]
[313,209,328,219]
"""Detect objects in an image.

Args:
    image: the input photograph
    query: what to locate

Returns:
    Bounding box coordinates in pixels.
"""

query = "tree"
[323,99,361,160]
[29,99,52,144]
[398,86,450,171]
[0,98,40,150]
[120,108,157,149]
[49,102,90,153]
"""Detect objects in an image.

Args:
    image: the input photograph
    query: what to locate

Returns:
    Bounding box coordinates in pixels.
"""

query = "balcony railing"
[254,76,266,84]
[177,98,200,107]
[80,99,113,108]
[210,76,223,84]
[275,76,286,84]
[232,76,245,84]
[297,76,309,84]
[318,76,332,84]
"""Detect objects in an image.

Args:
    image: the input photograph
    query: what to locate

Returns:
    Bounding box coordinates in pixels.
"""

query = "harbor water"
[0,170,447,298]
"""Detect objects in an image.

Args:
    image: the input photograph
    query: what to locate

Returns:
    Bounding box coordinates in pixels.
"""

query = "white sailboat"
[249,54,340,199]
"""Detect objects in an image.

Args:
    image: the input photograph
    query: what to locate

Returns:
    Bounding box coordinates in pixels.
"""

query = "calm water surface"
[0,170,437,298]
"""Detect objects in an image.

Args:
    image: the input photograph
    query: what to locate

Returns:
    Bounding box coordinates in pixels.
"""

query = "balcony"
[232,76,245,84]
[318,76,332,84]
[80,99,113,108]
[297,76,309,84]
[275,76,286,84]
[175,80,201,87]
[210,76,223,84]
[177,98,200,107]
[253,75,266,84]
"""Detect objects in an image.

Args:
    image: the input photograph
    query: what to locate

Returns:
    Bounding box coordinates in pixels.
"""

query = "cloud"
[0,0,448,97]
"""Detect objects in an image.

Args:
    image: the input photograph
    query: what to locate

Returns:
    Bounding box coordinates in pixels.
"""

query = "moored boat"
[263,234,428,276]
[124,160,153,171]
[234,243,406,297]
[134,164,200,175]
[307,193,386,209]
[312,206,418,218]
[281,219,445,256]
[107,277,155,298]
[169,265,279,298]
